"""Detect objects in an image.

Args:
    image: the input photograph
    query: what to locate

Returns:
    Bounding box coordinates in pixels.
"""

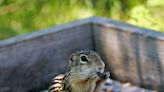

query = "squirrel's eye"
[80,55,88,62]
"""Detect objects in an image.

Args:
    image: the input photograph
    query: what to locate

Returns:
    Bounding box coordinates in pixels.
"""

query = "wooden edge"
[90,16,164,40]
[0,17,93,47]
[0,16,164,47]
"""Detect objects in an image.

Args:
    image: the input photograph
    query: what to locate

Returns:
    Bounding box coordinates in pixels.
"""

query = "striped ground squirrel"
[49,51,110,92]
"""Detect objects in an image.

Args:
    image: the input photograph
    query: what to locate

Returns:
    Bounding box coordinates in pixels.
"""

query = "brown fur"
[49,51,105,92]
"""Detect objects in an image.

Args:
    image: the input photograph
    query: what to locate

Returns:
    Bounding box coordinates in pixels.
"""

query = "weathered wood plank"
[92,17,164,91]
[0,23,93,92]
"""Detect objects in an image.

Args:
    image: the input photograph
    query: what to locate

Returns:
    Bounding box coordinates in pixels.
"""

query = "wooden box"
[0,17,164,92]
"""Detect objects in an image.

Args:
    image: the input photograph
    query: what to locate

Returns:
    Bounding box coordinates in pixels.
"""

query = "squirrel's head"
[68,50,105,73]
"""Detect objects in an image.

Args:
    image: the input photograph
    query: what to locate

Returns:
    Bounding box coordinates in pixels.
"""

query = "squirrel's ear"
[69,53,74,61]
[69,54,76,67]
[69,54,73,61]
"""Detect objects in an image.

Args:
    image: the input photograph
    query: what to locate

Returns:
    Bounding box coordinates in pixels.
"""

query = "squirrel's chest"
[64,77,96,92]
[71,82,96,92]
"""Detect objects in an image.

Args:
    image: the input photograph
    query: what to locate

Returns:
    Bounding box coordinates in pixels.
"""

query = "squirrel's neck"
[64,68,99,92]
[71,80,96,92]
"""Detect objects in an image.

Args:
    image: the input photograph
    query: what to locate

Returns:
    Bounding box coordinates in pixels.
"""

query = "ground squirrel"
[49,51,110,92]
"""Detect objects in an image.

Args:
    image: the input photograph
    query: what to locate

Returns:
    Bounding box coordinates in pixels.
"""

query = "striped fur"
[49,74,65,92]
[49,74,113,92]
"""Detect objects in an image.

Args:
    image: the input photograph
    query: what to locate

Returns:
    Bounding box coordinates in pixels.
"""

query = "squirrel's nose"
[97,66,104,72]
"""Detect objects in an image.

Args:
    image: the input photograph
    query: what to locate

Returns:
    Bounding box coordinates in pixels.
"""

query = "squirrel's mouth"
[97,72,110,80]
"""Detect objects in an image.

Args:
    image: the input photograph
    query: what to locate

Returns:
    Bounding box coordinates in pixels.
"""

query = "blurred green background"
[0,0,164,40]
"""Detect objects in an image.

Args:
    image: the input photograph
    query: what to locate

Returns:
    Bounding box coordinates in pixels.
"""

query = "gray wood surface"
[92,17,164,91]
[0,23,93,92]
[0,17,164,91]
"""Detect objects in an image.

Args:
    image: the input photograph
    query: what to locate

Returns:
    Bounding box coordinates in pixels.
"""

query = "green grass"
[0,0,164,40]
